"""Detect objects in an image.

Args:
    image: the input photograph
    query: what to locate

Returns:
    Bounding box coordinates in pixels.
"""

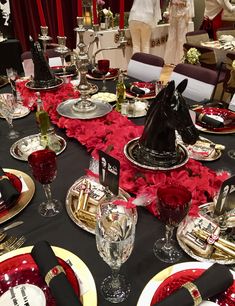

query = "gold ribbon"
[199,50,216,66]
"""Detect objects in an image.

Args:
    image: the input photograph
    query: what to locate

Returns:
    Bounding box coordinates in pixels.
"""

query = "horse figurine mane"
[136,80,199,168]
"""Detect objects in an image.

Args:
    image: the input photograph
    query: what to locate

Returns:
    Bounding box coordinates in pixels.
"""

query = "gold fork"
[0,236,26,255]
[0,236,18,250]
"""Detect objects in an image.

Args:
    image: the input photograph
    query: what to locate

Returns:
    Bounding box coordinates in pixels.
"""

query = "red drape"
[9,0,134,52]
[10,0,78,52]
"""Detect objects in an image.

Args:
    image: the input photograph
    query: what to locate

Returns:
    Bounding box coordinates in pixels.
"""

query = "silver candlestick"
[54,36,70,67]
[38,26,52,53]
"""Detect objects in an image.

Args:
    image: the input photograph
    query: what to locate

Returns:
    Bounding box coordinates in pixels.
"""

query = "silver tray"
[124,137,189,171]
[25,78,63,91]
[66,175,136,234]
[177,202,235,265]
[57,99,113,119]
[10,133,66,161]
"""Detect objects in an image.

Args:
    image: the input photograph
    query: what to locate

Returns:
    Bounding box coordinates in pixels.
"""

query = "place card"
[214,175,235,215]
[99,150,120,195]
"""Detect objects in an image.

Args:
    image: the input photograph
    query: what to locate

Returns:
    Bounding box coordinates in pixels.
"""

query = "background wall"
[194,0,204,30]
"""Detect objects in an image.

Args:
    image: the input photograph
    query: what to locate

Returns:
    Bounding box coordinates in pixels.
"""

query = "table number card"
[99,150,120,195]
[215,175,235,215]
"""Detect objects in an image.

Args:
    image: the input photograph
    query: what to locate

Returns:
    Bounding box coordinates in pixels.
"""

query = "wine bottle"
[98,9,106,30]
[116,72,126,112]
[35,92,50,147]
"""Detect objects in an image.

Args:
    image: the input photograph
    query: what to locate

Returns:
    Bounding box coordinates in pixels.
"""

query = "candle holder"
[38,26,52,53]
[54,36,70,67]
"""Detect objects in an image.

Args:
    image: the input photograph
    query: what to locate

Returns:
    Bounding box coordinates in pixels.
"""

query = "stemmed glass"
[96,202,136,303]
[97,59,110,92]
[28,149,62,217]
[0,93,20,139]
[153,184,192,263]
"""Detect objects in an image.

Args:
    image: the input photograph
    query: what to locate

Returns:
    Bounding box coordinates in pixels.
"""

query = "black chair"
[220,52,235,101]
[127,52,164,82]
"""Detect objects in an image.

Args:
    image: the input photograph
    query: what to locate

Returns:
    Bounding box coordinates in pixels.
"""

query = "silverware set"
[0,220,25,255]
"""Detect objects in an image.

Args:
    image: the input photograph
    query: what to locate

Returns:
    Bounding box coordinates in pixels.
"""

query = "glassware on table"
[96,202,136,303]
[0,93,20,139]
[97,59,110,92]
[153,184,192,263]
[28,149,62,217]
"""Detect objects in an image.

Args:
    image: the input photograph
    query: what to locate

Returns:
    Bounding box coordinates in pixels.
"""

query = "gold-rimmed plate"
[0,76,8,88]
[137,262,235,306]
[25,78,63,91]
[0,246,97,306]
[86,68,119,80]
[0,169,35,224]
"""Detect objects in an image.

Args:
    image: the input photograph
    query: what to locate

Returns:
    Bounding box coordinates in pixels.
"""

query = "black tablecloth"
[0,78,234,306]
[0,39,24,75]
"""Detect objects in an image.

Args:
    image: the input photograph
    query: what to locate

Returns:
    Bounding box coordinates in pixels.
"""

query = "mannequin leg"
[140,23,151,54]
[129,20,141,54]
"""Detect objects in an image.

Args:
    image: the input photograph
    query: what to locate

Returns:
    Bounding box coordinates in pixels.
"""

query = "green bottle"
[115,72,126,112]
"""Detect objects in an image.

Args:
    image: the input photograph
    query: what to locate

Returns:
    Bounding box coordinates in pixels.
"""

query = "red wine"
[97,59,110,75]
[157,185,191,226]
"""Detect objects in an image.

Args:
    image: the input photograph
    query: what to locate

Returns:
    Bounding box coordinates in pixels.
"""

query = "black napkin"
[31,241,82,306]
[153,263,233,306]
[0,168,20,208]
[51,65,77,75]
[195,112,224,128]
[125,83,146,95]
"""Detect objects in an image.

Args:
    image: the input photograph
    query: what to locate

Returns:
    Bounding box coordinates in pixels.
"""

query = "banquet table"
[0,77,235,306]
[201,40,235,64]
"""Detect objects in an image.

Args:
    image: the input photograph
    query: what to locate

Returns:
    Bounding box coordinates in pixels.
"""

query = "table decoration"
[17,79,229,218]
[54,36,70,68]
[0,101,30,119]
[86,67,119,80]
[65,175,132,234]
[137,262,235,306]
[38,26,52,54]
[119,0,124,30]
[126,81,156,100]
[77,0,83,17]
[90,92,116,103]
[0,75,8,88]
[10,133,66,161]
[0,168,35,224]
[36,0,46,27]
[121,100,148,118]
[0,245,97,306]
[56,0,64,37]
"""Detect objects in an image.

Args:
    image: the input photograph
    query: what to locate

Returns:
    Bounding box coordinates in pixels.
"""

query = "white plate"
[137,262,235,306]
[0,246,97,306]
[90,92,117,103]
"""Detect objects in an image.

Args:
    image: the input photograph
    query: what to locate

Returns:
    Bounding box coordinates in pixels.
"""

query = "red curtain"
[9,0,78,52]
[9,0,135,52]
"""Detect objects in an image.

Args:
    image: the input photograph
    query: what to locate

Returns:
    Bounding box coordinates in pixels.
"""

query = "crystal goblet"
[96,202,136,303]
[28,149,62,217]
[0,93,20,139]
[153,184,192,263]
[97,59,110,92]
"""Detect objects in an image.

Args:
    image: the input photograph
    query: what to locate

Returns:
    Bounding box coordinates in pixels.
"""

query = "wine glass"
[97,59,110,92]
[96,202,136,303]
[0,93,20,139]
[153,184,192,263]
[28,149,62,217]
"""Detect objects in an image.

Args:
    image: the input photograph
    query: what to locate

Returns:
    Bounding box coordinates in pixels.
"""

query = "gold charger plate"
[0,246,97,306]
[0,169,35,224]
[66,175,132,234]
[137,261,235,306]
[0,76,8,88]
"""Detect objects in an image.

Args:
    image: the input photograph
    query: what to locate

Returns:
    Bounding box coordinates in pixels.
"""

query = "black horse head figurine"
[136,79,199,168]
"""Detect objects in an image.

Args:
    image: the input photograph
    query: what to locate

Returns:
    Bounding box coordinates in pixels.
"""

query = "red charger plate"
[126,82,156,99]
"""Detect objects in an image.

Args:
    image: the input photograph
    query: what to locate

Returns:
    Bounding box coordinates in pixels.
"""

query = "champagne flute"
[153,184,192,263]
[97,59,110,92]
[0,93,20,139]
[28,149,62,217]
[96,202,136,303]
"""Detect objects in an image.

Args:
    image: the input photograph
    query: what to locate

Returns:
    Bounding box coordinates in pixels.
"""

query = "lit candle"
[56,0,64,36]
[92,0,98,25]
[119,0,124,29]
[77,0,83,17]
[36,0,46,26]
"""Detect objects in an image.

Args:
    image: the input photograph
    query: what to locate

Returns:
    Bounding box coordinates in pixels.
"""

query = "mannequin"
[128,0,162,54]
[164,0,194,65]
[200,0,235,39]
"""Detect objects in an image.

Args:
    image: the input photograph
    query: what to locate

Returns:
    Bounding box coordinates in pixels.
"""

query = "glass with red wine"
[97,59,110,91]
[28,149,62,217]
[153,184,192,263]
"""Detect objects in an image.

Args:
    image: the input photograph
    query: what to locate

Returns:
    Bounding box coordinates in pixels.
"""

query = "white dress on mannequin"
[164,0,194,65]
[128,0,162,54]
